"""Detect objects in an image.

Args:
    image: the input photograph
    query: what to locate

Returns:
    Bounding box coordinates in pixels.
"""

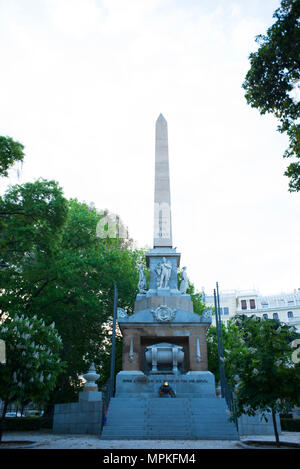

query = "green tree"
[189,287,207,317]
[206,325,220,383]
[224,315,300,446]
[0,314,64,442]
[177,277,207,317]
[0,179,68,271]
[0,195,143,410]
[242,0,300,191]
[0,136,25,178]
[207,321,244,385]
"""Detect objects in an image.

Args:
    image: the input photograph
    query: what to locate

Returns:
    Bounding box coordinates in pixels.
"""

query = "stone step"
[101,397,239,440]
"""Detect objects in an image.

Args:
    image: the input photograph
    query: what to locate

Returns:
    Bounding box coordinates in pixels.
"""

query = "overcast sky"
[0,0,299,297]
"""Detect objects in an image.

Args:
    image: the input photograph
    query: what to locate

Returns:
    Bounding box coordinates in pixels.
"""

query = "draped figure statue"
[138,265,147,294]
[180,266,189,294]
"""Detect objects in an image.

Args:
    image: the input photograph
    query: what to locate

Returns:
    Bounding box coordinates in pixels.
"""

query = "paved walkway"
[1,431,300,449]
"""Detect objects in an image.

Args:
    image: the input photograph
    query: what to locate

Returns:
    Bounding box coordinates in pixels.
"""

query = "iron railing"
[100,283,118,434]
[100,376,115,432]
[214,282,239,432]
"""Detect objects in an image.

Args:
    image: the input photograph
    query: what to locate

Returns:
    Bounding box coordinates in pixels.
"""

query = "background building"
[204,288,300,332]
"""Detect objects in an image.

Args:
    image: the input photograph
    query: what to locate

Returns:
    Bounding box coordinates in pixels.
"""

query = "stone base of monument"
[115,370,216,398]
[238,412,281,436]
[101,396,239,440]
[53,390,103,435]
[100,370,239,440]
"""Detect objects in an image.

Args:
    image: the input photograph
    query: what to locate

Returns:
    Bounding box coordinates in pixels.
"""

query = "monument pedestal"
[120,318,211,373]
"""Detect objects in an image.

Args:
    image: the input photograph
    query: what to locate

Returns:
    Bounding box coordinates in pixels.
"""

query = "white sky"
[0,0,299,297]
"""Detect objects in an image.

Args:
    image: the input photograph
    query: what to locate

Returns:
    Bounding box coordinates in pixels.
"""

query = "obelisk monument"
[101,114,239,441]
[154,114,172,248]
[116,113,213,376]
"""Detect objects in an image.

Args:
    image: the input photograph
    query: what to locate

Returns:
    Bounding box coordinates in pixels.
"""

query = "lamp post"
[214,287,225,398]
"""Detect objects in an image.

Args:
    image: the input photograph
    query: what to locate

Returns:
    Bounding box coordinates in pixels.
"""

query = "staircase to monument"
[100,397,239,440]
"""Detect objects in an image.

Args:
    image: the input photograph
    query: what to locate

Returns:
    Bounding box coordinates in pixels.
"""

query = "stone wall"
[53,398,103,435]
[238,413,281,436]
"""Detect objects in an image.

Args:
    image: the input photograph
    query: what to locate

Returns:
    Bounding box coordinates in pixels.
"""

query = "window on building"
[223,307,229,315]
[273,313,279,320]
[288,311,294,318]
[250,299,256,309]
[263,313,268,320]
[241,300,247,310]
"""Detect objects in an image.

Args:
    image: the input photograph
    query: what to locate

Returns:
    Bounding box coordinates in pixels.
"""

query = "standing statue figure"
[138,265,147,294]
[158,257,172,289]
[180,266,189,294]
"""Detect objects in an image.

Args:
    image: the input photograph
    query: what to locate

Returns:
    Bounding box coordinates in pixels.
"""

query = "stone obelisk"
[118,114,212,376]
[154,114,172,248]
[101,115,239,442]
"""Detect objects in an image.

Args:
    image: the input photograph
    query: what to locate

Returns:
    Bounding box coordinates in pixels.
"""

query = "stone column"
[188,327,208,371]
[152,347,158,372]
[196,337,201,363]
[172,346,179,373]
[122,332,140,371]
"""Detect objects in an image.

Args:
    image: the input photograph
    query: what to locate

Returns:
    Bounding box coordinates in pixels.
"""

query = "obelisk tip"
[157,113,167,123]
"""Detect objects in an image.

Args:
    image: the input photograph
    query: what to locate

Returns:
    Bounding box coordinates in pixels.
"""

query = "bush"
[280,418,300,432]
[3,417,53,431]
[280,413,293,419]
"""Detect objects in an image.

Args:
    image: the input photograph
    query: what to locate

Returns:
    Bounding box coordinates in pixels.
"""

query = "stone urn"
[145,342,184,373]
[82,363,100,391]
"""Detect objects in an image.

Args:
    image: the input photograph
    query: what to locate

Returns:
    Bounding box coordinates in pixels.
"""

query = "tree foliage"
[207,321,244,385]
[242,0,300,191]
[0,179,68,269]
[177,278,207,317]
[208,314,300,445]
[0,137,145,412]
[0,136,25,178]
[0,314,64,441]
[0,186,143,408]
[188,287,207,317]
[227,315,300,411]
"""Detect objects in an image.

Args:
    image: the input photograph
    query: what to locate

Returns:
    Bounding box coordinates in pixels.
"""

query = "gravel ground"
[1,431,300,449]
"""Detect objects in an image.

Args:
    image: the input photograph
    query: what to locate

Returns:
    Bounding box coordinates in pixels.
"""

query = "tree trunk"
[272,410,280,447]
[0,399,9,443]
[43,403,54,419]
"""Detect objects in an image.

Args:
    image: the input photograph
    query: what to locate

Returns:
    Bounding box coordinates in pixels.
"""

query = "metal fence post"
[101,283,118,433]
[214,282,238,432]
[109,283,118,395]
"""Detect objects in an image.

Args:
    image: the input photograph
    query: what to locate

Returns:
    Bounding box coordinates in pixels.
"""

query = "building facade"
[204,288,300,332]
